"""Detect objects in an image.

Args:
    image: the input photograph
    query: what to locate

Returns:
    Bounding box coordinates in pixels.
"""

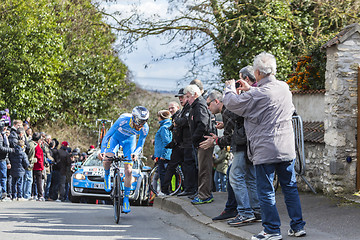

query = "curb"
[154,196,252,240]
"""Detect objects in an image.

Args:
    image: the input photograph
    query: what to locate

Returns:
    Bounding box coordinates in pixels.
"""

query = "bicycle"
[96,119,113,148]
[108,155,126,224]
[149,162,184,196]
[273,114,316,194]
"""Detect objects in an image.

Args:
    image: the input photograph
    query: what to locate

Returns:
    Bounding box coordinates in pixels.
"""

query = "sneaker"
[288,229,306,237]
[17,198,28,201]
[227,215,256,226]
[191,196,213,205]
[251,230,282,240]
[2,197,12,202]
[212,209,237,221]
[122,197,131,213]
[254,211,262,222]
[37,197,45,202]
[188,192,198,200]
[104,174,111,192]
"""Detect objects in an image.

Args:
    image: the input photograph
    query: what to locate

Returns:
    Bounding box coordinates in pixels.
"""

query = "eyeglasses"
[207,99,215,106]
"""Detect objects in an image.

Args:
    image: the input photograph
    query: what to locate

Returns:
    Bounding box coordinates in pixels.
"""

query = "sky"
[101,0,193,92]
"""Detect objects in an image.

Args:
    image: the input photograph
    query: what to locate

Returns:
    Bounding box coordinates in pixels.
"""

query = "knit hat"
[158,110,171,120]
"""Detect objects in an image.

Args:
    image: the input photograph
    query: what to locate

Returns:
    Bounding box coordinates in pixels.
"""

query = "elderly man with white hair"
[184,84,215,205]
[223,52,306,240]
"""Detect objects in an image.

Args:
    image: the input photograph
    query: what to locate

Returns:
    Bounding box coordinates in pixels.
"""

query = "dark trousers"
[197,147,214,199]
[182,147,197,193]
[224,164,237,212]
[11,175,24,199]
[162,145,183,193]
[50,170,60,200]
[33,170,43,198]
[157,159,168,189]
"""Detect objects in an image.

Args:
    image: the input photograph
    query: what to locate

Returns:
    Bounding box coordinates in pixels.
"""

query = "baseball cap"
[61,141,68,147]
[175,88,184,97]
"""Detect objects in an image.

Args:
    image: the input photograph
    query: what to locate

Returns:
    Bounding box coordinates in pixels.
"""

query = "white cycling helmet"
[132,106,149,126]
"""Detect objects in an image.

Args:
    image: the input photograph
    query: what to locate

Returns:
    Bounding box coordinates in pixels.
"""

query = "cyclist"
[98,106,150,213]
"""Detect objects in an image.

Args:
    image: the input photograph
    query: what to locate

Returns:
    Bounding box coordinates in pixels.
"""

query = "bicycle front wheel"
[113,174,122,224]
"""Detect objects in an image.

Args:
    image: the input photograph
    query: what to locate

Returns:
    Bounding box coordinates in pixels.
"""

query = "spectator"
[223,52,306,239]
[184,84,215,204]
[213,146,230,192]
[9,139,29,200]
[43,134,54,200]
[55,141,71,202]
[32,132,45,201]
[201,88,261,224]
[23,131,38,200]
[1,109,11,127]
[153,110,172,194]
[25,128,33,140]
[174,88,198,197]
[161,101,181,194]
[87,145,96,155]
[0,118,14,201]
[8,120,23,147]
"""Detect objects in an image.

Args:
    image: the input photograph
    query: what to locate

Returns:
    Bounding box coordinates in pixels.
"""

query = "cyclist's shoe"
[122,197,131,213]
[104,174,111,193]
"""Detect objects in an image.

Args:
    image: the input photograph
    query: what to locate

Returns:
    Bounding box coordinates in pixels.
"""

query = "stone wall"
[323,31,360,194]
[297,142,325,192]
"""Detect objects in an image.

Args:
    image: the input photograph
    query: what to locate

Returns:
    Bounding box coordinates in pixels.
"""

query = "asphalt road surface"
[0,200,232,240]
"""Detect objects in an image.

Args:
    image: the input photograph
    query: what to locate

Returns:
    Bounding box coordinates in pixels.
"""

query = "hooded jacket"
[154,119,173,160]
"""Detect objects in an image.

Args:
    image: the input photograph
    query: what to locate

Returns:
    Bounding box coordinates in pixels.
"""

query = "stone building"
[295,23,360,194]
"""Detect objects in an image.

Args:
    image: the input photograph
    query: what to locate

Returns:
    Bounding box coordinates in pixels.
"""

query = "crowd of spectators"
[0,116,95,202]
[155,52,306,239]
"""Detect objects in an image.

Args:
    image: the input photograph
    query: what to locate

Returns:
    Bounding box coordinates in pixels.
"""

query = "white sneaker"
[2,197,12,202]
[288,229,306,237]
[251,230,282,240]
[17,198,28,201]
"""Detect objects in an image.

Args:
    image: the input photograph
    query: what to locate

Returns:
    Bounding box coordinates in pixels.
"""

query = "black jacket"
[188,96,214,148]
[0,131,14,161]
[57,146,71,176]
[8,126,18,148]
[217,107,246,152]
[9,145,29,177]
[172,103,191,148]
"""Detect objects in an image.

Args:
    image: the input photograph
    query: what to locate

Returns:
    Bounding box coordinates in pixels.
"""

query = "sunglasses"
[207,99,215,106]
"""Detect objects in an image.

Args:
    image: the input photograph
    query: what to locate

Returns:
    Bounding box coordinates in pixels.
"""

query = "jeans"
[23,170,33,199]
[229,151,259,218]
[0,160,7,196]
[214,171,227,192]
[224,164,237,212]
[45,173,52,199]
[255,160,306,234]
[12,175,24,199]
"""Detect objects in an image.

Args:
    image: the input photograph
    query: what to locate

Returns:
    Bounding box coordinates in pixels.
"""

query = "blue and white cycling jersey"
[100,113,149,160]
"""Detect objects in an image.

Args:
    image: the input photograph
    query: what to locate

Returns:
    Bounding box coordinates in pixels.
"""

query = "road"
[0,201,232,240]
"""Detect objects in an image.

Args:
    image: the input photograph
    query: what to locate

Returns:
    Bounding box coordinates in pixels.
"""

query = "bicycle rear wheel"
[113,173,122,224]
[168,166,183,196]
[149,165,183,196]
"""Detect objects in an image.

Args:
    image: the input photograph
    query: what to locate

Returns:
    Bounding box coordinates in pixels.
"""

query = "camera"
[235,81,241,88]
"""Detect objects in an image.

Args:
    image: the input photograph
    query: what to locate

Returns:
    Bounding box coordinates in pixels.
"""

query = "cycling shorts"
[104,135,136,164]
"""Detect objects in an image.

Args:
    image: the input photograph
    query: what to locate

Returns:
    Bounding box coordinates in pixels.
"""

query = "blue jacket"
[9,145,29,177]
[154,119,172,160]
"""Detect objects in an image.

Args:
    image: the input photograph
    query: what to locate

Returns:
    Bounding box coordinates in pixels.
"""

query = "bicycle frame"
[96,119,113,147]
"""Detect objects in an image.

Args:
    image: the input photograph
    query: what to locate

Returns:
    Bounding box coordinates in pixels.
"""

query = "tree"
[0,0,130,124]
[99,0,359,86]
